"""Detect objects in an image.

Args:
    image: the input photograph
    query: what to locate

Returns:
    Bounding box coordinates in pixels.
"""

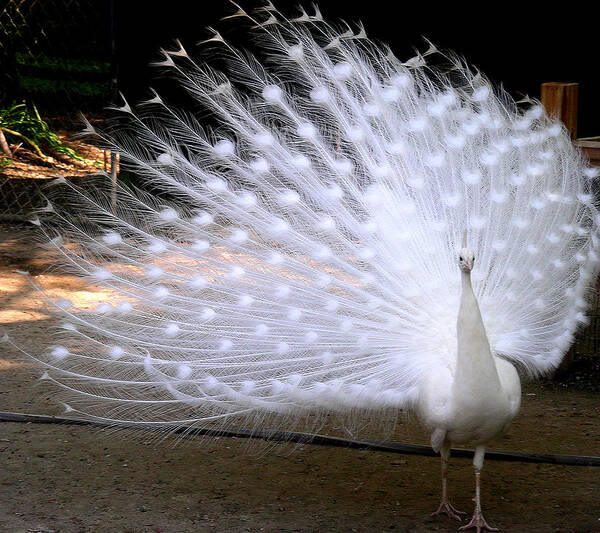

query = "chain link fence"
[1,1,599,370]
[0,0,113,218]
[0,0,112,115]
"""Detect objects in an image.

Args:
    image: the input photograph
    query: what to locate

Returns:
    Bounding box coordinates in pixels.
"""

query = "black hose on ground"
[1,411,598,466]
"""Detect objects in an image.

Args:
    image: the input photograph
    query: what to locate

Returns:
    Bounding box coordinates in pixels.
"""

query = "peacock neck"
[454,271,501,393]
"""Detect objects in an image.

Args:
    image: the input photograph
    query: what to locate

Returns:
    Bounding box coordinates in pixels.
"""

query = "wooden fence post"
[541,83,579,379]
[540,82,578,139]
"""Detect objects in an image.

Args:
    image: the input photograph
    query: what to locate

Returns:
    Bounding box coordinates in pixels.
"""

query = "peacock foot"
[431,499,466,521]
[458,509,499,532]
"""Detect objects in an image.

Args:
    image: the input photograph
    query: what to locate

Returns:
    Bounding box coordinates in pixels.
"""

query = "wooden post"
[541,83,579,380]
[540,82,578,139]
[110,150,119,212]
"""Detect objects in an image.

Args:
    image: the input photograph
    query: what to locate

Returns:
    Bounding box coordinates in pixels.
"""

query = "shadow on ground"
[0,223,598,533]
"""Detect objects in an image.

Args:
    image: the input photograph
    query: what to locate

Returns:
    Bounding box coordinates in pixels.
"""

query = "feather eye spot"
[254,132,275,147]
[387,139,407,154]
[408,116,428,131]
[102,232,122,245]
[320,351,335,364]
[292,154,311,169]
[391,73,411,88]
[192,239,210,253]
[201,308,216,320]
[95,302,114,314]
[193,212,214,226]
[177,364,193,380]
[275,285,290,299]
[325,299,339,312]
[462,170,482,185]
[157,153,174,166]
[340,319,353,332]
[108,346,125,359]
[312,244,332,260]
[117,301,133,314]
[309,86,330,103]
[50,346,69,359]
[147,240,167,253]
[287,44,303,60]
[270,218,290,234]
[381,86,400,102]
[491,190,507,203]
[241,380,256,394]
[158,207,178,221]
[92,268,112,281]
[324,183,343,200]
[316,215,336,232]
[165,323,180,337]
[190,276,208,289]
[250,157,270,173]
[229,229,249,244]
[235,191,257,209]
[213,140,235,157]
[239,294,254,307]
[207,178,228,193]
[146,266,164,279]
[363,102,381,116]
[332,61,353,80]
[267,252,284,265]
[297,122,317,139]
[446,135,466,150]
[347,126,365,142]
[219,339,233,351]
[287,308,302,321]
[255,323,269,336]
[229,265,246,279]
[277,342,290,355]
[154,286,170,299]
[472,85,490,102]
[304,330,318,343]
[262,84,283,102]
[279,189,300,206]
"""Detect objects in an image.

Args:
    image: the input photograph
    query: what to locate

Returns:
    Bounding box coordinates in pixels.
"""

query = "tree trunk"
[0,129,11,157]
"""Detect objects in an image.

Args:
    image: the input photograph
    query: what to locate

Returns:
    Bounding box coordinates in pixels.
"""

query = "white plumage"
[13,3,600,530]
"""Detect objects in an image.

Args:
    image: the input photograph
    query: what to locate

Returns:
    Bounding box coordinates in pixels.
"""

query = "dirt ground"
[0,224,599,533]
[0,127,106,181]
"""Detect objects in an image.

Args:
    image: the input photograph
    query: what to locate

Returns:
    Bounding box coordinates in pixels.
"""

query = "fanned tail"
[13,5,600,433]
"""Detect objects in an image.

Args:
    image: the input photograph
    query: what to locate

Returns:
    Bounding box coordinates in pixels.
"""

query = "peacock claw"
[431,500,466,521]
[458,509,499,532]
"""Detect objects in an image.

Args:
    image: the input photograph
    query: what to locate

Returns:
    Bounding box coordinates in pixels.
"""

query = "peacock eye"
[459,256,463,261]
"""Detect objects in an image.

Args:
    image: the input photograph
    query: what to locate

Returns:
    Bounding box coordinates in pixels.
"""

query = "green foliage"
[0,102,81,160]
[19,76,106,97]
[15,53,110,74]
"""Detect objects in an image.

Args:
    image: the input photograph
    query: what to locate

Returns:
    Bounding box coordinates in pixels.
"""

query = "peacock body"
[11,3,600,529]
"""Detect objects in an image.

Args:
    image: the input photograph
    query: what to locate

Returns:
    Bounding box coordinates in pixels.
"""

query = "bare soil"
[0,132,106,180]
[0,224,599,533]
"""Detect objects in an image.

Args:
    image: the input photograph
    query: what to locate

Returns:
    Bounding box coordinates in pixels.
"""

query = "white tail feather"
[17,6,600,434]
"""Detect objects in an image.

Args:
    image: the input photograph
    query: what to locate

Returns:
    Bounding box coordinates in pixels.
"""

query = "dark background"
[113,0,599,137]
[1,0,597,136]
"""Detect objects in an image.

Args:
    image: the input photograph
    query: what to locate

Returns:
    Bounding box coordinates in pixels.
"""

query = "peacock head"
[458,249,475,272]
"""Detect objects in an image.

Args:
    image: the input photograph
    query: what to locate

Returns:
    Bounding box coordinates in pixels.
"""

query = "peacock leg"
[459,446,499,532]
[431,441,465,520]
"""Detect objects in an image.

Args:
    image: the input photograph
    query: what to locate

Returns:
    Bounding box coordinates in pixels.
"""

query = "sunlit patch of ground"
[0,222,599,533]
[0,358,31,370]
